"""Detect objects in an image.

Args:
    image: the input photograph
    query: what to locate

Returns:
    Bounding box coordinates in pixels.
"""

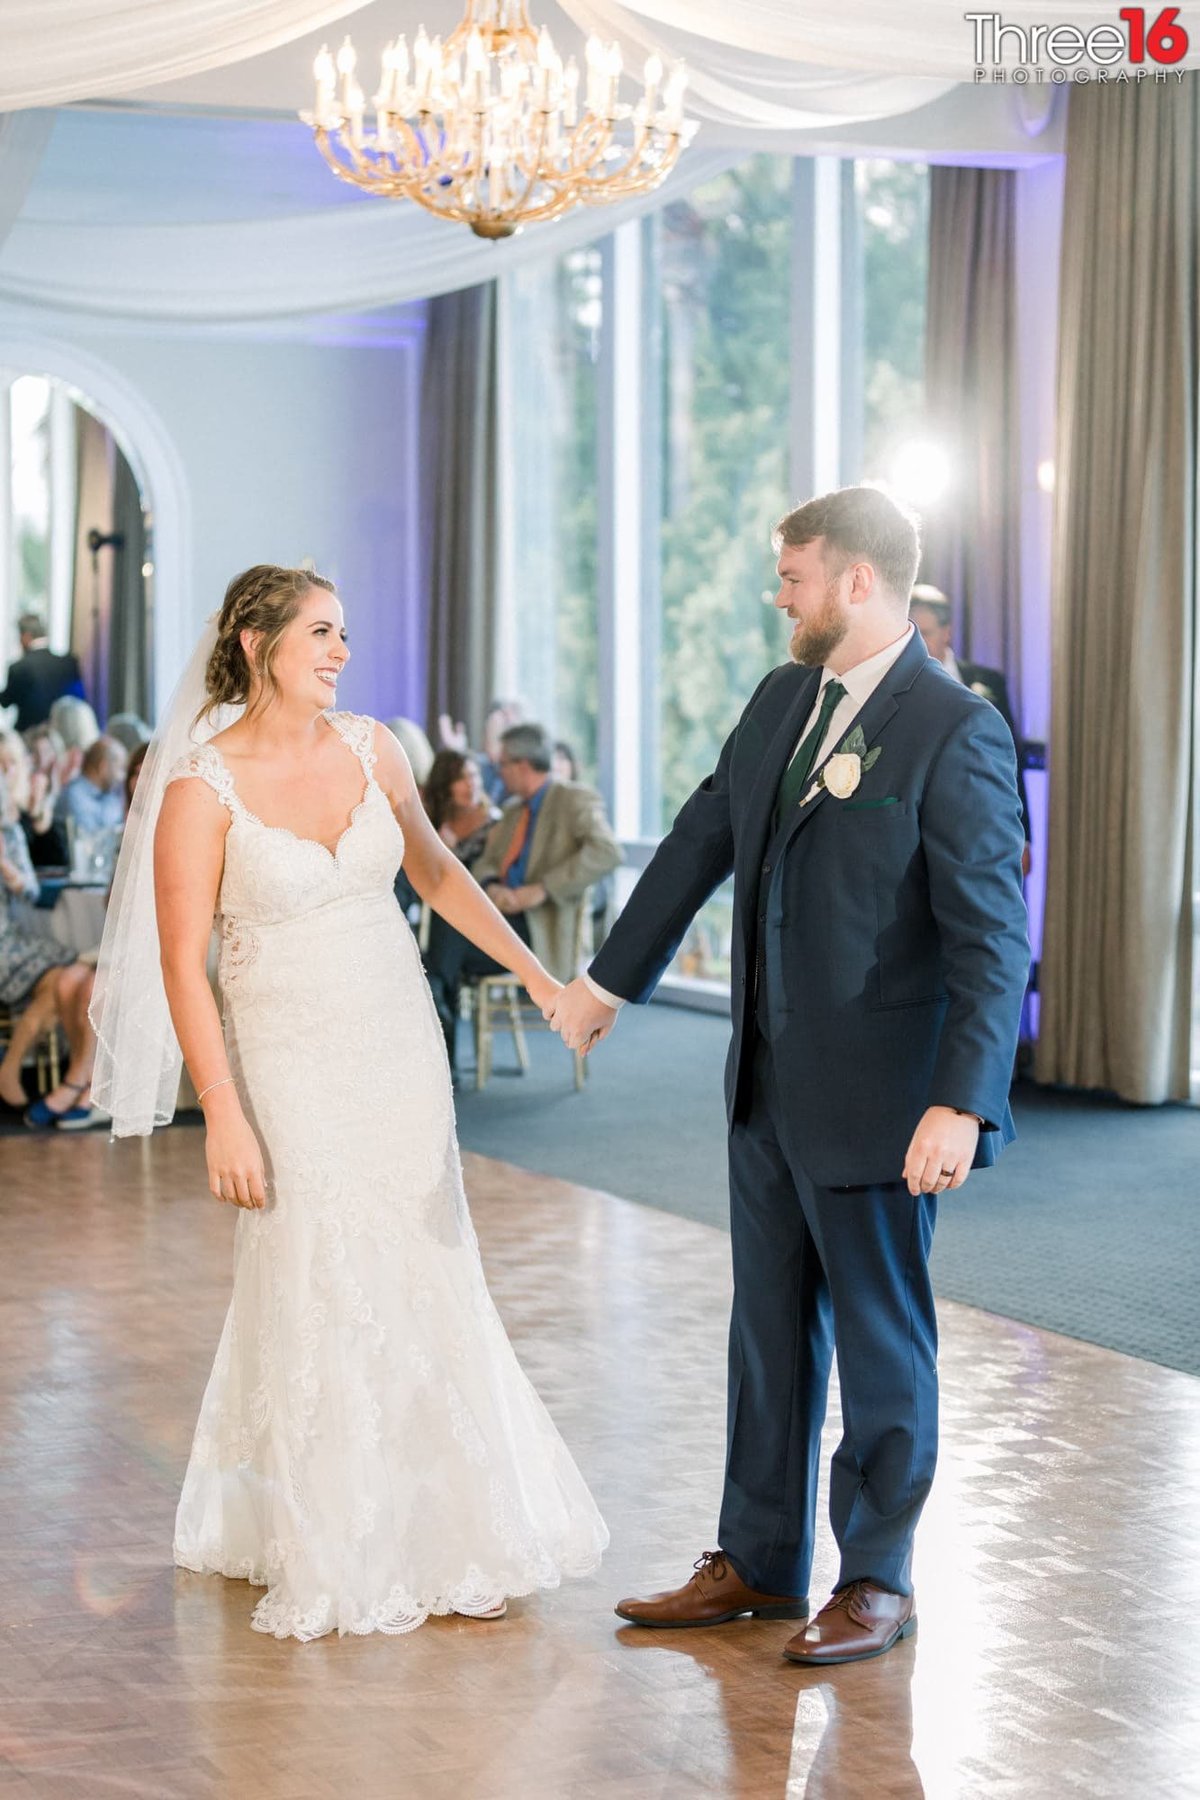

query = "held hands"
[203,1088,268,1209]
[902,1105,980,1198]
[545,977,618,1054]
[524,967,562,1017]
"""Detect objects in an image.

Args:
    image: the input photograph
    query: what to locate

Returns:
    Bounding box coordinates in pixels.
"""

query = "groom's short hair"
[774,486,921,604]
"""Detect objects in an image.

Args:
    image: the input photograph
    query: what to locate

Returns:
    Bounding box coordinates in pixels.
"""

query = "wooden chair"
[0,997,63,1096]
[422,892,592,1092]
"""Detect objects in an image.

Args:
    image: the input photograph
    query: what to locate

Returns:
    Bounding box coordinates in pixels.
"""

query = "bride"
[90,564,607,1641]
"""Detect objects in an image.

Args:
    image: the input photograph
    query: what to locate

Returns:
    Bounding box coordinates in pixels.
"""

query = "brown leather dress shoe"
[615,1551,809,1629]
[782,1581,915,1665]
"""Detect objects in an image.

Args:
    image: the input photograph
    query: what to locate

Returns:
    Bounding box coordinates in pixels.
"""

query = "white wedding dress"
[167,711,607,1640]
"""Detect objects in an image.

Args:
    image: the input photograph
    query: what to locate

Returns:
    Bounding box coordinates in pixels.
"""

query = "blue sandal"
[25,1080,92,1131]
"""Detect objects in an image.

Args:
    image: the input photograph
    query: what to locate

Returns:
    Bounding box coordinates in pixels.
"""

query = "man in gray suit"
[424,722,621,1075]
[550,487,1029,1667]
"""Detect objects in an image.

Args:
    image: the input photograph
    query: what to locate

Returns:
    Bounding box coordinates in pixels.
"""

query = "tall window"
[502,248,602,780]
[645,156,794,837]
[497,154,931,998]
[10,376,52,615]
[854,159,930,482]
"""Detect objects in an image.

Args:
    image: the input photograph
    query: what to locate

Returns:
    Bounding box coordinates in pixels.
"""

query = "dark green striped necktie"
[774,679,847,826]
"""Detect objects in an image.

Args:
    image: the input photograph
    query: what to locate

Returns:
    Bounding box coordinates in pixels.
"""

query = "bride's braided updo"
[200,564,337,724]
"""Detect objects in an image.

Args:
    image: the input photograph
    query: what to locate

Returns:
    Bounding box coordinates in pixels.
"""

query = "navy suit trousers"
[718,1038,939,1600]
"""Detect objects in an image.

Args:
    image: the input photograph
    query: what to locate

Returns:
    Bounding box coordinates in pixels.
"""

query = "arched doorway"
[0,334,190,719]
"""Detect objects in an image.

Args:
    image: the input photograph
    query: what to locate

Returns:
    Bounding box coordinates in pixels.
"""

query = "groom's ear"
[847,559,877,605]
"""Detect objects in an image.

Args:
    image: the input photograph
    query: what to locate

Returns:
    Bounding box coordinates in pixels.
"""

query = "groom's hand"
[547,978,618,1053]
[903,1106,980,1197]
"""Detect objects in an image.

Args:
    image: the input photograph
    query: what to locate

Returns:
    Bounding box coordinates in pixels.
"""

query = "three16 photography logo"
[968,8,1190,80]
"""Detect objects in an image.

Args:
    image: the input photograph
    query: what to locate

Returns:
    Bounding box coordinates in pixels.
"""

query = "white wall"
[0,307,427,724]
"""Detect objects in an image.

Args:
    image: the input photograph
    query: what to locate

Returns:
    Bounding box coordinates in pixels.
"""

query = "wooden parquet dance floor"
[2,1127,1199,1800]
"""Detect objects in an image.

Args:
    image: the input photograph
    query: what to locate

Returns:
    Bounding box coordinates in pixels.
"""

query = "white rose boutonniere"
[816,725,882,800]
[823,753,863,798]
[969,680,998,703]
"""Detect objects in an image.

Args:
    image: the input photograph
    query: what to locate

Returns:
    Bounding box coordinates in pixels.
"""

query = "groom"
[549,486,1029,1666]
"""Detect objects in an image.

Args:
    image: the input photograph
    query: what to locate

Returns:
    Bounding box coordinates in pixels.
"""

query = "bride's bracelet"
[197,1077,235,1105]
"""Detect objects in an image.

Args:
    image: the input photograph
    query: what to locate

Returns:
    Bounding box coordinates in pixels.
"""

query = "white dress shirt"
[584,623,916,1011]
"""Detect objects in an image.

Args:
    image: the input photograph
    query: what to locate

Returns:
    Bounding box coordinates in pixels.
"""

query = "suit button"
[762,861,771,875]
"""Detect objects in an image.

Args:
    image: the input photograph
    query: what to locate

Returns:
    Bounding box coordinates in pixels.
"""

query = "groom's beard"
[789,583,849,667]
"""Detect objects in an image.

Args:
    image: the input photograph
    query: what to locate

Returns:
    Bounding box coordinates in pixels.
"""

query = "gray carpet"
[454,1004,1200,1377]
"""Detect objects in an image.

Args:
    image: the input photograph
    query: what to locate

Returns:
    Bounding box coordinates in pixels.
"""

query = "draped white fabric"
[555,0,956,130]
[0,148,739,322]
[558,0,1200,78]
[0,0,371,111]
[0,112,53,254]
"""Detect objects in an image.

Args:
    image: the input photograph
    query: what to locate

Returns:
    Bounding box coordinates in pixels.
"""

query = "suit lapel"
[778,628,930,853]
[740,665,822,880]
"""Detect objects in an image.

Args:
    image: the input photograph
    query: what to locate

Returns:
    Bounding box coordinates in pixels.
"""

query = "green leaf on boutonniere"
[836,726,882,772]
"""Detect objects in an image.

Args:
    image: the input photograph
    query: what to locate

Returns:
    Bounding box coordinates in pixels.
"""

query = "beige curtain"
[922,166,1022,700]
[1036,76,1198,1103]
[422,281,498,742]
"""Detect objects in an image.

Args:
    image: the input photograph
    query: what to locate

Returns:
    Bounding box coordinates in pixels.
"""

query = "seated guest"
[425,749,500,867]
[552,739,580,783]
[105,711,152,755]
[910,584,1032,873]
[0,611,85,732]
[22,724,66,866]
[0,727,33,838]
[0,765,100,1128]
[125,741,149,809]
[396,749,499,925]
[384,716,435,788]
[424,722,621,1074]
[437,700,525,806]
[48,695,100,784]
[54,735,127,838]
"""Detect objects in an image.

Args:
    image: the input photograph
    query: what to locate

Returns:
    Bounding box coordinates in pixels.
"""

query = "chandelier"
[304,0,692,239]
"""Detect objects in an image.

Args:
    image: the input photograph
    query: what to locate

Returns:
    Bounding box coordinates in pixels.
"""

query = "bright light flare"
[888,439,952,507]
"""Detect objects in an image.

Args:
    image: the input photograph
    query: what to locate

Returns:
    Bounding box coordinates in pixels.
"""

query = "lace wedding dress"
[167,712,607,1640]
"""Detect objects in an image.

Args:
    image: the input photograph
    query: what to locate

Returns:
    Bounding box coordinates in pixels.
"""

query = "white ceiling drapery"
[0,147,740,323]
[0,0,371,112]
[558,0,1200,78]
[554,0,958,131]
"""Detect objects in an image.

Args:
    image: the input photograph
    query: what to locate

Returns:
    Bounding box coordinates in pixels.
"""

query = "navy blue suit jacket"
[590,629,1030,1188]
[0,647,85,733]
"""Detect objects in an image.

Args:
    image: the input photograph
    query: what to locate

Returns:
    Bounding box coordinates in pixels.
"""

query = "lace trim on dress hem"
[173,1544,606,1642]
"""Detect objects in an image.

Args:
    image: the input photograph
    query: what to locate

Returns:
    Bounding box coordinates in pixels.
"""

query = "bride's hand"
[524,968,561,1017]
[202,1089,268,1209]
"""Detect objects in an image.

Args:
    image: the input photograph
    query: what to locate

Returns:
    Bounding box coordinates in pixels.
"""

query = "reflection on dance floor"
[1,1133,1197,1797]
